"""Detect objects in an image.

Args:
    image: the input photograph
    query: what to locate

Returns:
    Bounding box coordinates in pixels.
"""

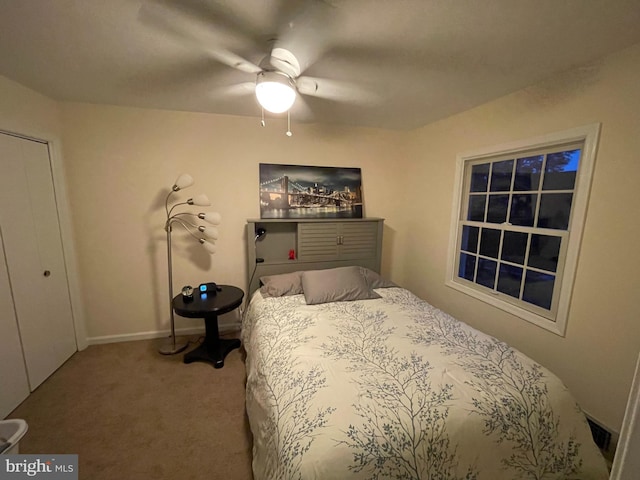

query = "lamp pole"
[159,221,188,355]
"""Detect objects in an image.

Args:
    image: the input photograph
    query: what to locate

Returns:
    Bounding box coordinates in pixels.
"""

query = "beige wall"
[58,105,407,340]
[402,43,640,432]
[0,76,61,138]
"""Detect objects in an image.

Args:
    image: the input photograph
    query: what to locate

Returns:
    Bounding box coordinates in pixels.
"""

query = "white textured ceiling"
[1,0,640,130]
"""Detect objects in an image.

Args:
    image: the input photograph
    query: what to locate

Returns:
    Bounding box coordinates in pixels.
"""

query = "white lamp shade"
[199,226,219,240]
[199,212,222,225]
[173,173,194,191]
[255,72,296,113]
[188,194,211,206]
[200,240,217,254]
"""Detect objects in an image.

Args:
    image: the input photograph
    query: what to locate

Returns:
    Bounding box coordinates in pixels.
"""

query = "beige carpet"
[7,334,253,480]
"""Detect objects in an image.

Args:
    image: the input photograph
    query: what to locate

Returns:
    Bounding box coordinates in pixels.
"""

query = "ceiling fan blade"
[324,44,484,76]
[296,76,379,105]
[123,58,227,94]
[271,0,337,76]
[209,81,255,100]
[206,50,262,75]
[142,0,264,46]
[139,0,263,74]
[291,94,316,122]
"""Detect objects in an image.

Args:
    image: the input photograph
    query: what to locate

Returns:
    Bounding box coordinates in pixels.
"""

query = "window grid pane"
[461,225,480,253]
[542,149,580,191]
[476,258,497,289]
[487,194,509,224]
[497,264,523,298]
[509,193,537,226]
[479,228,501,258]
[537,193,573,230]
[470,163,490,192]
[467,194,487,222]
[458,253,477,281]
[523,271,555,310]
[514,155,543,191]
[489,159,515,192]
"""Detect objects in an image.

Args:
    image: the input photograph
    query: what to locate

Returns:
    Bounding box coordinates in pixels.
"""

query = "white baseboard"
[86,323,241,346]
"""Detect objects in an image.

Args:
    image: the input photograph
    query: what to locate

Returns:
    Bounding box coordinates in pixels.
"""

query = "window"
[446,124,600,335]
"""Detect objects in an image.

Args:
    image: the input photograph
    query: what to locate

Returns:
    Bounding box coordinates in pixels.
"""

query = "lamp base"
[158,338,189,355]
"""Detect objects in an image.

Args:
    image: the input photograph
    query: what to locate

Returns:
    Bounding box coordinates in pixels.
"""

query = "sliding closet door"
[0,133,76,400]
[0,228,30,418]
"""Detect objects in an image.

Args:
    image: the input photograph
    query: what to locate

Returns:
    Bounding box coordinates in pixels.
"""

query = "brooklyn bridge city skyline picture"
[259,163,364,219]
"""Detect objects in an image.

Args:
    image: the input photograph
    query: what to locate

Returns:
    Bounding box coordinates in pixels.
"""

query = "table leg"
[183,315,241,368]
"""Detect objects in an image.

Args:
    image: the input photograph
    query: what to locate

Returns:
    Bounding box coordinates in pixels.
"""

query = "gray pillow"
[360,267,397,289]
[259,271,303,297]
[301,266,381,305]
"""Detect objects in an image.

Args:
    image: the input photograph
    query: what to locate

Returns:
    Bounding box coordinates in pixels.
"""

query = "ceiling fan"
[138,0,376,134]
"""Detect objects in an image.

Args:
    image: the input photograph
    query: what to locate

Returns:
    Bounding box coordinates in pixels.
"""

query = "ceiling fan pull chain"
[260,107,266,127]
[286,111,293,137]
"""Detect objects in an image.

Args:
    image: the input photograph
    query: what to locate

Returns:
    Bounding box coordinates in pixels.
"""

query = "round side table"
[172,285,244,369]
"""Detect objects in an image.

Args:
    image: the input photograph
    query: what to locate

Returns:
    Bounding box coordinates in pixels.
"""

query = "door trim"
[0,129,87,350]
[610,353,640,479]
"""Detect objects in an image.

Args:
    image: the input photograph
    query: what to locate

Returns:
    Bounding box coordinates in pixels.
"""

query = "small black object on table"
[172,285,244,368]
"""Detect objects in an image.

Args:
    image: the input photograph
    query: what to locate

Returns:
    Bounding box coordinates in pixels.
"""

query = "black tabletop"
[172,285,244,318]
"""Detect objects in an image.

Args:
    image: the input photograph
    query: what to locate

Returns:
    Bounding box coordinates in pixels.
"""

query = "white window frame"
[445,124,600,336]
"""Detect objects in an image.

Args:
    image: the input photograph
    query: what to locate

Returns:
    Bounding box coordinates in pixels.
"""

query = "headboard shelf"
[246,218,384,223]
[246,218,384,295]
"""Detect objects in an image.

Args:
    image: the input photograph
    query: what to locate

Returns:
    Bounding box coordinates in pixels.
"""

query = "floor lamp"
[158,173,221,355]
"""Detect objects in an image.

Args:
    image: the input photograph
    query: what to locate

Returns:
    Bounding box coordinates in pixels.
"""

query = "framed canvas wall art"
[259,164,363,219]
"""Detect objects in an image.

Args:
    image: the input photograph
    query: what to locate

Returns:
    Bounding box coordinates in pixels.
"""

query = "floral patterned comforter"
[242,287,609,480]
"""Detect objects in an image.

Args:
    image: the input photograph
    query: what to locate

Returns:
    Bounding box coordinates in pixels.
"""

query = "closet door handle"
[43,270,51,277]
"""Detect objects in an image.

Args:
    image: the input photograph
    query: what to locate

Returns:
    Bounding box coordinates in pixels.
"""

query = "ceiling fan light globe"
[255,72,296,113]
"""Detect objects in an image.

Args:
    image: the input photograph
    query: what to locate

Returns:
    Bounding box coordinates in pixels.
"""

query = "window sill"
[445,278,566,336]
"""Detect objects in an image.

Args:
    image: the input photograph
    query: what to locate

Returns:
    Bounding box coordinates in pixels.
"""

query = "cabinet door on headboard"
[297,222,340,260]
[297,221,379,261]
[338,221,380,260]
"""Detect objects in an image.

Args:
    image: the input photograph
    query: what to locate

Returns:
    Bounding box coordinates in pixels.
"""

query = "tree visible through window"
[447,125,599,335]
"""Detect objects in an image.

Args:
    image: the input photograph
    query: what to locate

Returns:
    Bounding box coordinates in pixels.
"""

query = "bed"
[242,265,609,480]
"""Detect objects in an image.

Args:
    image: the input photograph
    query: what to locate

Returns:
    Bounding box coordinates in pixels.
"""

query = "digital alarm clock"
[198,282,220,294]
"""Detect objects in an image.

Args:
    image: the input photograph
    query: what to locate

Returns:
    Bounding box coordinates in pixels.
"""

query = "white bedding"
[242,287,609,480]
